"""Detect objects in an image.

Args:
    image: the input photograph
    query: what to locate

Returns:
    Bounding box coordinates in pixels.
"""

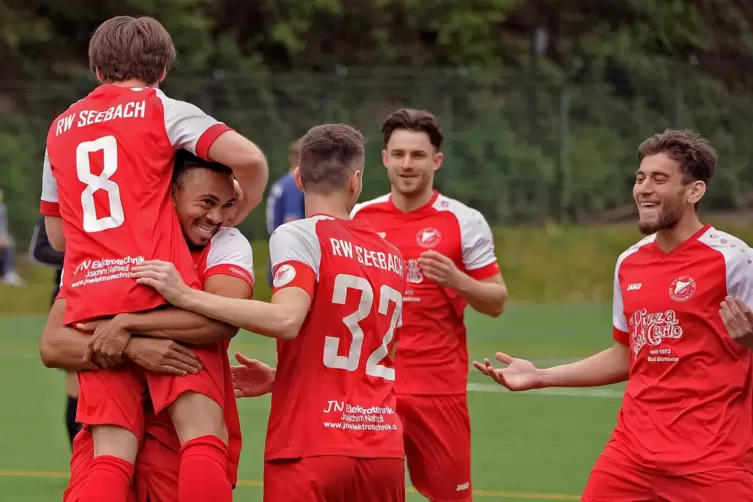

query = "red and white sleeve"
[723,238,753,306]
[268,219,321,299]
[203,228,255,291]
[40,149,60,217]
[156,90,233,160]
[612,261,630,346]
[460,208,500,280]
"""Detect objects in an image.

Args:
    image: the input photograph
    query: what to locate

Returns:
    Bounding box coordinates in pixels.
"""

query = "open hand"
[131,260,192,307]
[231,352,275,398]
[720,296,753,349]
[125,338,202,376]
[472,352,542,391]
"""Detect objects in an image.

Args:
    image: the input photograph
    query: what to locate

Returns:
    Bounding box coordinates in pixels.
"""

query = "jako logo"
[626,283,642,291]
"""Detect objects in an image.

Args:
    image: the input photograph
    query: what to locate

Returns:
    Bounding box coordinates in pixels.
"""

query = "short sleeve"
[612,261,629,345]
[725,246,753,306]
[156,91,233,159]
[204,228,255,289]
[40,149,60,216]
[269,219,322,298]
[460,209,500,280]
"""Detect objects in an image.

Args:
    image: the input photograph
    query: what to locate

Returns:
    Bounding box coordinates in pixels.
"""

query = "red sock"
[179,435,232,502]
[79,455,134,502]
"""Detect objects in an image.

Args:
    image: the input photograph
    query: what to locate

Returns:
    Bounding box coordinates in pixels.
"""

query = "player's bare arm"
[473,344,630,391]
[79,272,253,364]
[208,131,269,225]
[40,299,202,375]
[132,259,311,340]
[44,216,65,251]
[418,249,508,317]
[720,296,753,349]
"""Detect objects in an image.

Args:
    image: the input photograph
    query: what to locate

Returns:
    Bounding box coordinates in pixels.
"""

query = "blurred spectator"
[265,139,305,285]
[0,189,24,287]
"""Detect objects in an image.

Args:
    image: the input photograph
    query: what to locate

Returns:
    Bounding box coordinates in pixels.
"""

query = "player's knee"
[91,424,139,463]
[168,391,228,445]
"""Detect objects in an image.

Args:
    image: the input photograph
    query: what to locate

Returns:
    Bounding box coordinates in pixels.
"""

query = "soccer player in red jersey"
[475,129,753,501]
[350,108,509,501]
[41,151,254,502]
[38,16,267,502]
[132,124,408,502]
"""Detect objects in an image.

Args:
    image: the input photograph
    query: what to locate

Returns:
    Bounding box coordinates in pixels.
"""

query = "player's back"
[42,85,227,324]
[265,216,407,461]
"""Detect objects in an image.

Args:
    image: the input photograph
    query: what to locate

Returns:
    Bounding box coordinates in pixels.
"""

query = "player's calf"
[168,391,232,502]
[79,425,139,502]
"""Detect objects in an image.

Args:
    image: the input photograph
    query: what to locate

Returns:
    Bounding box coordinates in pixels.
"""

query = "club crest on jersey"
[416,228,441,248]
[273,264,296,288]
[669,276,696,302]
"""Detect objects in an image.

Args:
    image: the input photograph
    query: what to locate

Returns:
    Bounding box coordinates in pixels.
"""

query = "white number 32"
[323,273,403,381]
[76,135,125,233]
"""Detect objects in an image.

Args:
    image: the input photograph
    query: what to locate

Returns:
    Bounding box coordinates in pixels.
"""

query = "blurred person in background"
[352,108,508,502]
[265,139,305,285]
[29,216,80,446]
[0,188,24,286]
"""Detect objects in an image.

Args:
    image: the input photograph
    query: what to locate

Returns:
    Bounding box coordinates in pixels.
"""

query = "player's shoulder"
[697,226,753,266]
[271,216,330,245]
[432,193,486,223]
[210,227,253,254]
[351,193,391,217]
[616,234,657,268]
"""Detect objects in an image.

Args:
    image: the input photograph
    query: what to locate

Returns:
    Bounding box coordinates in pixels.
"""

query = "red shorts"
[77,343,226,437]
[583,453,753,501]
[398,394,472,501]
[263,457,405,502]
[133,434,180,502]
[63,426,180,502]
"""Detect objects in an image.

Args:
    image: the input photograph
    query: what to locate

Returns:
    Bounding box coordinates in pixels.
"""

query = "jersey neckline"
[649,223,711,257]
[387,189,440,216]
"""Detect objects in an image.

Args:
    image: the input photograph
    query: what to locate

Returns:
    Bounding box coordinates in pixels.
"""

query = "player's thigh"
[133,438,180,502]
[655,469,753,502]
[398,394,472,501]
[353,458,406,502]
[581,454,655,502]
[77,364,146,439]
[147,343,226,414]
[64,430,94,502]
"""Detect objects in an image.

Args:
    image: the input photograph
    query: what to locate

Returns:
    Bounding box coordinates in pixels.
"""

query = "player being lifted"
[132,124,408,502]
[39,16,267,502]
[351,108,508,501]
[477,130,753,500]
[41,151,254,502]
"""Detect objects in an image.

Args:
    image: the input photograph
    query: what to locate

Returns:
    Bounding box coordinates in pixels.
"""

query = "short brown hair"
[638,129,717,184]
[299,124,365,194]
[381,108,443,150]
[89,16,176,85]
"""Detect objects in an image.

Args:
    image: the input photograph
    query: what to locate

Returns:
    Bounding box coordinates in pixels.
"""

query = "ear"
[381,150,388,168]
[158,69,167,84]
[687,180,706,206]
[293,167,304,191]
[94,68,104,83]
[432,151,444,173]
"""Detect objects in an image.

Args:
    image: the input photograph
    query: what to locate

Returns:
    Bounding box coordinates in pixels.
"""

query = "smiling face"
[173,167,237,249]
[382,129,443,198]
[633,152,704,235]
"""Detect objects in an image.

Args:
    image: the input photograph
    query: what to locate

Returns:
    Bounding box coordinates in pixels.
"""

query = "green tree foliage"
[2,0,753,242]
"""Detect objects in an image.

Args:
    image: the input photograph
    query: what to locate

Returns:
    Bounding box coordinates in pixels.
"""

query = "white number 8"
[76,135,125,233]
[323,273,402,381]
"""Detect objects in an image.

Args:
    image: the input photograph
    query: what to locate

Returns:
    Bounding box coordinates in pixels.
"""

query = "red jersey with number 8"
[266,215,407,461]
[40,84,232,325]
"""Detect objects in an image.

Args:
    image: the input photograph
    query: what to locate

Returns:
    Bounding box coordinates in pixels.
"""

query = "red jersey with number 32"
[40,84,231,325]
[265,215,407,461]
[352,191,500,395]
[607,225,753,474]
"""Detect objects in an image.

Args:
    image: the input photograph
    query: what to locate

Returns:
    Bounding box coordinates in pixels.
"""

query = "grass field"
[0,304,623,501]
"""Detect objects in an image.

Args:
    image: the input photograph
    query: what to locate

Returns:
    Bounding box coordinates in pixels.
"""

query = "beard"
[637,199,685,235]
